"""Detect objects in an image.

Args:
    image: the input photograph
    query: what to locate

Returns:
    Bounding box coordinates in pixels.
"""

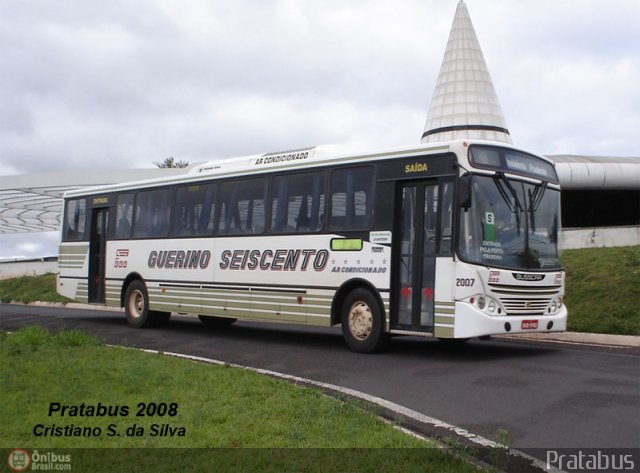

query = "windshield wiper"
[527,181,548,232]
[528,181,547,211]
[493,173,523,235]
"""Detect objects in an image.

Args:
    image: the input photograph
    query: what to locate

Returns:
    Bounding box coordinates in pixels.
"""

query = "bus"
[57,140,567,353]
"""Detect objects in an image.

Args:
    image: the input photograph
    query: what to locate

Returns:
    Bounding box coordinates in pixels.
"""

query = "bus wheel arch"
[332,279,388,353]
[122,276,170,328]
[120,272,144,308]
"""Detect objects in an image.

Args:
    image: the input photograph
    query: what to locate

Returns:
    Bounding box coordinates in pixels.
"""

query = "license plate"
[521,320,538,330]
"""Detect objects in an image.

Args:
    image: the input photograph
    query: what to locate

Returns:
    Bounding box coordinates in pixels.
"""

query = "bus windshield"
[458,174,561,270]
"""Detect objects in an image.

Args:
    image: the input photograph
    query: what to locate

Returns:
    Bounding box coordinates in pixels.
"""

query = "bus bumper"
[451,301,568,339]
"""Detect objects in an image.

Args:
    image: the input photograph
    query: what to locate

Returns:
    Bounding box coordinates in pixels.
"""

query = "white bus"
[57,140,567,352]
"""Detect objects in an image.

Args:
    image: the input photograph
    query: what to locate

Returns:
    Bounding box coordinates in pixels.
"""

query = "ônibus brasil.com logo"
[7,449,72,471]
[7,449,30,472]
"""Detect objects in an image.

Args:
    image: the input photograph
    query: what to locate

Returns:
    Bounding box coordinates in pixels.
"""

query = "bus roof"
[61,139,552,198]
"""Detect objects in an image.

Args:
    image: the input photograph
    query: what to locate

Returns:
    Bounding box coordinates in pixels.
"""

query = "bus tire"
[341,288,388,353]
[124,280,169,328]
[198,315,237,327]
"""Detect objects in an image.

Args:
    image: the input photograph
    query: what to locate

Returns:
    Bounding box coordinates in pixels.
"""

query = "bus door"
[392,180,443,332]
[88,207,110,303]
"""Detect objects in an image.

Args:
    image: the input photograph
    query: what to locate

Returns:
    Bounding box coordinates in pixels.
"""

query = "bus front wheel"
[124,280,170,328]
[341,288,388,353]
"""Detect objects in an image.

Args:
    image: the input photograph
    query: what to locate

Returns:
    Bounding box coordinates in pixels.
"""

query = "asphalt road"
[2,304,639,457]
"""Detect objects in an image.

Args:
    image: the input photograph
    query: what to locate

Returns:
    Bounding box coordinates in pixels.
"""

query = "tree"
[154,157,190,168]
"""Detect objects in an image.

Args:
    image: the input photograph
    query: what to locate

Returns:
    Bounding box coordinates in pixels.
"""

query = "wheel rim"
[128,289,144,319]
[348,300,373,341]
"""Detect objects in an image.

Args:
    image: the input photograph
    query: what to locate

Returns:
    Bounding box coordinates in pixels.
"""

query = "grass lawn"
[0,326,480,472]
[562,246,640,335]
[0,273,70,304]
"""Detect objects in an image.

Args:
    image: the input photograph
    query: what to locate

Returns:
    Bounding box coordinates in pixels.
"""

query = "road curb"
[498,332,640,348]
[26,301,123,312]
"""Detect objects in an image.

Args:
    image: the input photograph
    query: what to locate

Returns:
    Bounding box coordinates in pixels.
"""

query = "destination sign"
[469,145,558,183]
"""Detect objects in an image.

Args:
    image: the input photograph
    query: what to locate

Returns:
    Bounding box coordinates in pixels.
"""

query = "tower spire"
[421,1,512,144]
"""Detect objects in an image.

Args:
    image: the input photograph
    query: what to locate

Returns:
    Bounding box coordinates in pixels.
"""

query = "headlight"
[549,301,558,313]
[468,295,502,315]
[488,300,497,314]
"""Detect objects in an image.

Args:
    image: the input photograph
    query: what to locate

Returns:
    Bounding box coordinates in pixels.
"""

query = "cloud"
[3,0,638,176]
[0,0,449,174]
[1,0,639,256]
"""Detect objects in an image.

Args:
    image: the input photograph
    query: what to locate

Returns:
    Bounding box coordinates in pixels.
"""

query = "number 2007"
[456,278,475,287]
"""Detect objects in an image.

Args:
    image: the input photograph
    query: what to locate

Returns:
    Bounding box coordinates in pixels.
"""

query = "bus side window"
[114,193,133,239]
[329,166,374,230]
[133,189,172,238]
[270,172,325,233]
[218,178,265,235]
[171,184,215,237]
[63,198,87,241]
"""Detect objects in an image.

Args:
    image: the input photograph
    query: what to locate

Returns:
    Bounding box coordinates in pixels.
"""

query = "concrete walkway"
[502,331,640,348]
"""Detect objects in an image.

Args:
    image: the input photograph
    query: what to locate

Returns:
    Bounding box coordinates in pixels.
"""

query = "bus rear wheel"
[124,280,170,328]
[341,288,388,353]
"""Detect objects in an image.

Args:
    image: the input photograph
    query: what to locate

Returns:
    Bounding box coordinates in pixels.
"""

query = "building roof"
[0,168,187,234]
[547,155,640,190]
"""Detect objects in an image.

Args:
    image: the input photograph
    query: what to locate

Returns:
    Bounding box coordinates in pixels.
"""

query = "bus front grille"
[499,297,551,316]
[489,283,561,296]
[488,283,561,316]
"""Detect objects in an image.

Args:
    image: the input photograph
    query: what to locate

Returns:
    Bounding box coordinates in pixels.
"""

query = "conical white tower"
[421,1,512,144]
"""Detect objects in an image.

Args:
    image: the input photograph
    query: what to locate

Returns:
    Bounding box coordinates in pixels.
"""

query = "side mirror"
[458,174,472,209]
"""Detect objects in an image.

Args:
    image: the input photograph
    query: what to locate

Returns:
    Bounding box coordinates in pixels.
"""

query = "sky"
[1,0,639,258]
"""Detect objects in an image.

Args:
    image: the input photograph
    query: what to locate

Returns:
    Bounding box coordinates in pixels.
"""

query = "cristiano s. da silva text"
[32,402,186,438]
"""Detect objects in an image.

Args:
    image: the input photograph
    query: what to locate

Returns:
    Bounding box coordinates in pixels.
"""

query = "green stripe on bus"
[435,308,455,315]
[198,307,307,322]
[58,246,89,255]
[305,314,332,327]
[434,326,454,338]
[149,290,202,298]
[59,254,87,260]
